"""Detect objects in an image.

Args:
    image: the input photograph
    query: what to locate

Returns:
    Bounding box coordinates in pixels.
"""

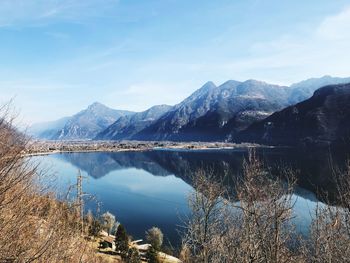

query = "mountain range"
[30,76,350,144]
[95,104,172,140]
[30,102,134,140]
[132,80,292,141]
[238,83,350,147]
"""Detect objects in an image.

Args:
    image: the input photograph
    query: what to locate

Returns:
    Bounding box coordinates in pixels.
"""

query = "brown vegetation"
[181,150,350,263]
[0,104,104,262]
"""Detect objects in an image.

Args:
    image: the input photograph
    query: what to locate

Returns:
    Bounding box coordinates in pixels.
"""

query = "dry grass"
[0,103,103,262]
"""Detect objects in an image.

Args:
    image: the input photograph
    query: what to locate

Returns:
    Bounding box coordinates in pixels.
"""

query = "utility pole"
[76,170,87,235]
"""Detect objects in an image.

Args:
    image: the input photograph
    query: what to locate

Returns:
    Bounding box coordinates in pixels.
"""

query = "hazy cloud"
[317,6,350,40]
[0,0,119,27]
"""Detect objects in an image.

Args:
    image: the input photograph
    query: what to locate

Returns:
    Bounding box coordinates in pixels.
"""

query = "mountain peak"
[87,102,107,110]
[197,81,217,92]
[147,104,172,110]
[201,81,216,90]
[320,75,333,79]
[218,80,241,89]
[243,79,269,86]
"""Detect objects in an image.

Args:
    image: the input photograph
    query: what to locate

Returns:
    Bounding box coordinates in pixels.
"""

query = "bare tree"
[181,150,301,263]
[305,160,350,262]
[146,227,164,250]
[101,211,116,236]
[226,151,300,263]
[181,168,228,263]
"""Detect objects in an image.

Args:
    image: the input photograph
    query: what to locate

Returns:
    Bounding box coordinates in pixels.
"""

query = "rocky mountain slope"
[55,102,134,140]
[33,102,134,140]
[31,76,350,142]
[288,75,350,104]
[237,83,350,146]
[133,80,292,141]
[96,104,171,140]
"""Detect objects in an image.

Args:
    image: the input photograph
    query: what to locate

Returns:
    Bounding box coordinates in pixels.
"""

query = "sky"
[0,0,350,124]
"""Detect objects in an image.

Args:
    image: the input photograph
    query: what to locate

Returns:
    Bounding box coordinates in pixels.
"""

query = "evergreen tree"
[127,247,141,263]
[146,246,159,263]
[115,224,129,259]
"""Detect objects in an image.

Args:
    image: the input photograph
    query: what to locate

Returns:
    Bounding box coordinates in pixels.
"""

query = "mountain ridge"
[30,76,350,142]
[132,79,292,141]
[31,102,134,140]
[237,83,350,146]
[95,104,172,140]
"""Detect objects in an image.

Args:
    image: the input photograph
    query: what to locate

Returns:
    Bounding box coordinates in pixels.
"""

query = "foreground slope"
[238,83,350,146]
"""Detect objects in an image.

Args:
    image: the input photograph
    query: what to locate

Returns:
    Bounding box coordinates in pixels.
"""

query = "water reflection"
[58,148,346,202]
[35,147,347,246]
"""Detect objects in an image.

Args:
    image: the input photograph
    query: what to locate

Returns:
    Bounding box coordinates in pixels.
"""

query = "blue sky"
[1,0,350,124]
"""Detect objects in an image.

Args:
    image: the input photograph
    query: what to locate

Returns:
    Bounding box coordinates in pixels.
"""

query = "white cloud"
[45,31,70,40]
[317,6,350,40]
[209,5,350,84]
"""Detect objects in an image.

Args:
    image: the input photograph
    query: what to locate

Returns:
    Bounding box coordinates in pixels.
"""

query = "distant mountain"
[96,104,172,140]
[28,117,70,139]
[133,80,292,141]
[30,76,350,142]
[54,102,134,140]
[288,75,350,104]
[32,102,134,140]
[238,83,350,146]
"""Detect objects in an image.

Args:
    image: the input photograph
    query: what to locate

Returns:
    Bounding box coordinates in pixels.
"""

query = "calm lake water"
[31,148,343,246]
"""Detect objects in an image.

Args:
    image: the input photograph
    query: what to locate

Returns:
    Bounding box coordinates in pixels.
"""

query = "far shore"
[24,140,276,157]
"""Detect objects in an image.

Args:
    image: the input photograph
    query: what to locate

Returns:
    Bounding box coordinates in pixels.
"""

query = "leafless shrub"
[305,160,350,262]
[181,150,302,263]
[227,151,301,263]
[0,103,101,262]
[146,227,164,251]
[180,168,227,263]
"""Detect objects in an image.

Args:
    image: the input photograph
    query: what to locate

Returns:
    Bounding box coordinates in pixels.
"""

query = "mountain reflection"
[57,148,348,203]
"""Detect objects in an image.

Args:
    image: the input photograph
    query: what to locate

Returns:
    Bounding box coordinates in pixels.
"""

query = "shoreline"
[24,140,277,157]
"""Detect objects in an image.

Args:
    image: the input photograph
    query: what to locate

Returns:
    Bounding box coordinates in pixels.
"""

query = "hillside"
[33,102,134,140]
[30,76,350,142]
[133,80,292,141]
[237,83,350,146]
[96,104,171,140]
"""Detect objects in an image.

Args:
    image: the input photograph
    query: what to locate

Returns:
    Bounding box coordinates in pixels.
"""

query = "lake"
[31,147,344,246]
